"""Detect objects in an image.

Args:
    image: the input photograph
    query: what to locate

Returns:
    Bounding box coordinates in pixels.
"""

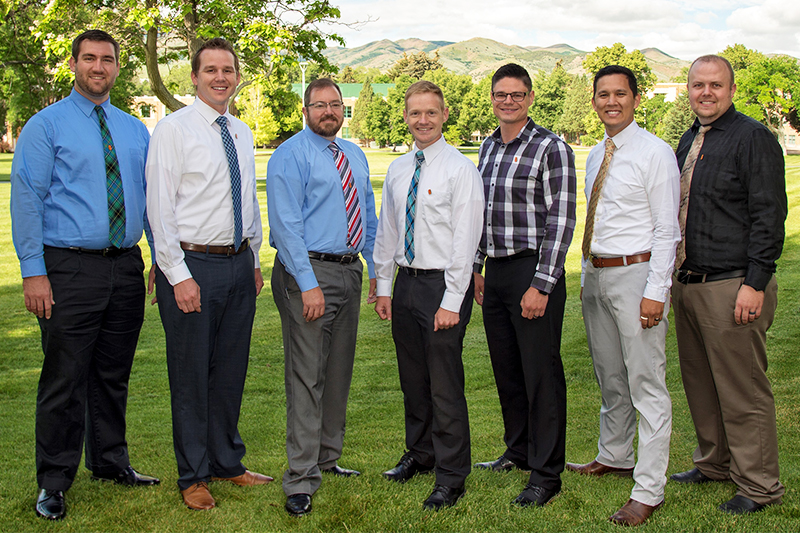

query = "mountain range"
[322,37,690,82]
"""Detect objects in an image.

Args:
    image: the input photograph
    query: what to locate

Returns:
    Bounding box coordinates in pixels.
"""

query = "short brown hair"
[404,80,445,110]
[689,55,735,86]
[304,78,343,107]
[72,29,119,64]
[191,37,240,75]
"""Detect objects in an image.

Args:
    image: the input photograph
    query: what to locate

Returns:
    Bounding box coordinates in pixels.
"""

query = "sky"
[317,0,800,60]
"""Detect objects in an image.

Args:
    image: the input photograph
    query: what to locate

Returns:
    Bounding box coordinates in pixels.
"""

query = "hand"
[148,267,157,305]
[254,268,264,296]
[367,278,377,304]
[434,308,460,331]
[174,278,201,314]
[734,284,764,325]
[520,287,548,320]
[23,275,54,319]
[474,273,485,306]
[375,296,392,320]
[639,297,665,329]
[301,287,325,322]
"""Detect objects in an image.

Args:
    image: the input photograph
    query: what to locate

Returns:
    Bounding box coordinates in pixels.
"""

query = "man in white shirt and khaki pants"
[373,80,484,511]
[566,65,680,527]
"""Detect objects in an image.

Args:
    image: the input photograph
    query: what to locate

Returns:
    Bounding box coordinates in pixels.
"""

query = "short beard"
[309,114,342,138]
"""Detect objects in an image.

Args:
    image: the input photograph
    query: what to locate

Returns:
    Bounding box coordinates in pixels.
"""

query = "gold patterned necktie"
[675,125,712,269]
[581,137,616,259]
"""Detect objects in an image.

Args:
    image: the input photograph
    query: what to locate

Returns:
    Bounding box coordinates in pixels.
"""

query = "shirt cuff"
[161,261,192,286]
[642,284,669,303]
[376,278,393,298]
[295,270,320,293]
[440,291,465,313]
[20,257,47,278]
[745,266,773,292]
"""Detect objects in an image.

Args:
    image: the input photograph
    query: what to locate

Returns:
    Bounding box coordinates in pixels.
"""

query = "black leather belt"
[308,251,360,264]
[56,245,134,257]
[181,239,249,256]
[398,266,443,277]
[675,269,747,284]
[487,249,538,263]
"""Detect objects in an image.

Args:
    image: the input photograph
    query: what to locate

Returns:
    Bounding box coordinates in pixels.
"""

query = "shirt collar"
[303,127,341,153]
[69,88,110,118]
[691,103,737,133]
[489,117,538,146]
[192,97,232,126]
[414,135,446,164]
[605,120,639,150]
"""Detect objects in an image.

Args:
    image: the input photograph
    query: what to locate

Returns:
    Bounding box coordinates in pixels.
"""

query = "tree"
[386,75,414,149]
[529,60,571,132]
[583,43,657,95]
[350,80,375,143]
[335,65,357,83]
[34,0,348,113]
[365,97,391,148]
[238,82,280,147]
[656,91,694,150]
[720,44,766,71]
[637,94,671,133]
[555,75,592,144]
[456,76,495,142]
[422,69,473,142]
[387,50,443,81]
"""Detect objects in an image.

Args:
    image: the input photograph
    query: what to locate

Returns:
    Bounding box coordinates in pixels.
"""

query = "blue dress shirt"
[267,128,377,292]
[11,89,151,278]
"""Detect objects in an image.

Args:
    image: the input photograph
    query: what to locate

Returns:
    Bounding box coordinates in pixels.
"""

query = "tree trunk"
[145,26,185,112]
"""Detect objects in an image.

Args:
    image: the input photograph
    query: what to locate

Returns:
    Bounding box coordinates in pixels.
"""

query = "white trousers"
[582,261,672,505]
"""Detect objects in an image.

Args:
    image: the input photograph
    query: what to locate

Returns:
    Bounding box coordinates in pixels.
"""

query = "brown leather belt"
[590,252,651,268]
[181,239,249,256]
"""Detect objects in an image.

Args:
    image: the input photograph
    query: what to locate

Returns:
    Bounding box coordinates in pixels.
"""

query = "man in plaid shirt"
[472,63,576,508]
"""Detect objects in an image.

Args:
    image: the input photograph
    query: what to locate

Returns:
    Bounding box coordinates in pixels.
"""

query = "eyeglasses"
[307,101,344,111]
[491,92,528,102]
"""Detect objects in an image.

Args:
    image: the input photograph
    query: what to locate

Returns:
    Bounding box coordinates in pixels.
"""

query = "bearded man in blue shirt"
[11,29,160,522]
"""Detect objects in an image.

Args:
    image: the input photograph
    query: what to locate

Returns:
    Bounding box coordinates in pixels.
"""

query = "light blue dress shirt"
[267,127,377,292]
[11,89,151,278]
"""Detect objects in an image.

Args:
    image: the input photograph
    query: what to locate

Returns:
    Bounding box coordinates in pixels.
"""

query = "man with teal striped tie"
[11,29,159,521]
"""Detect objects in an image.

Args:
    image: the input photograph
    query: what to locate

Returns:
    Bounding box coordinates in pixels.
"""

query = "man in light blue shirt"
[267,78,377,517]
[10,29,159,522]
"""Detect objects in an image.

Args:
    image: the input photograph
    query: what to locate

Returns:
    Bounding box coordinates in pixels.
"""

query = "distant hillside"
[322,38,691,81]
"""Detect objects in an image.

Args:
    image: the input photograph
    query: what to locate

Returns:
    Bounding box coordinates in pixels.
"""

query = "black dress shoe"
[513,483,560,507]
[383,451,434,483]
[423,484,465,510]
[719,495,775,515]
[35,489,66,520]
[286,493,312,516]
[475,454,520,472]
[669,467,715,484]
[322,465,361,477]
[92,465,160,486]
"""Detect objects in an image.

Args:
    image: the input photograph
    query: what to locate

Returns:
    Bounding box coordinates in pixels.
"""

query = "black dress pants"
[36,246,145,491]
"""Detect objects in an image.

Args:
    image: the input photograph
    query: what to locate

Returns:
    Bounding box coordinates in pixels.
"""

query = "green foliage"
[555,75,592,144]
[583,43,657,95]
[386,75,414,148]
[719,43,766,71]
[422,69,473,136]
[161,63,195,96]
[350,80,375,142]
[656,91,695,150]
[457,76,495,140]
[637,93,671,134]
[386,50,443,81]
[238,82,280,147]
[529,61,571,132]
[365,97,391,148]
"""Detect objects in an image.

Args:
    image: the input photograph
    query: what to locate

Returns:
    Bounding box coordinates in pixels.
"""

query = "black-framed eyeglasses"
[307,101,344,111]
[491,91,528,102]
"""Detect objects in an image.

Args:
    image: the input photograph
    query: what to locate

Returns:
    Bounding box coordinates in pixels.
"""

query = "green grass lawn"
[0,151,797,532]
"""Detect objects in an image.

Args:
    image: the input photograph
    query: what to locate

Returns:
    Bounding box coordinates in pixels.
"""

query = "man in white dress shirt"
[146,37,271,511]
[373,80,484,510]
[565,65,680,526]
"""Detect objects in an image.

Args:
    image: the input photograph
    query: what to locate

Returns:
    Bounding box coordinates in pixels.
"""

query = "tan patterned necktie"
[582,137,616,259]
[675,125,712,269]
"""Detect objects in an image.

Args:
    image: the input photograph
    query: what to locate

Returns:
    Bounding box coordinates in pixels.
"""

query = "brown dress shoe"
[212,470,273,486]
[566,460,634,477]
[181,482,215,510]
[609,498,663,526]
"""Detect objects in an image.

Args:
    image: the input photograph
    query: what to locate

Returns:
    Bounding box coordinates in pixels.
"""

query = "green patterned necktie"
[96,105,125,248]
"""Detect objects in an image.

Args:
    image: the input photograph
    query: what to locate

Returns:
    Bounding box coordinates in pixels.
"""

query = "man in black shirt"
[670,54,786,515]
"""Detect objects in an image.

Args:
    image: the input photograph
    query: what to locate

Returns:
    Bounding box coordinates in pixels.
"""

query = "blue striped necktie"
[96,106,125,248]
[216,116,243,249]
[404,150,425,264]
[329,143,363,249]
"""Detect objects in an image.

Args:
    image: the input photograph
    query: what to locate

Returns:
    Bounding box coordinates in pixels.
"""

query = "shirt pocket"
[127,148,145,184]
[420,186,452,225]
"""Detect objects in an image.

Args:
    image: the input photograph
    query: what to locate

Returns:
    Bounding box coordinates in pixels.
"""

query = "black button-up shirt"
[677,104,786,291]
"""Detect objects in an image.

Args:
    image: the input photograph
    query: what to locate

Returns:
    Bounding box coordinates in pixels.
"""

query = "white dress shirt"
[374,136,484,312]
[582,121,680,302]
[146,98,262,286]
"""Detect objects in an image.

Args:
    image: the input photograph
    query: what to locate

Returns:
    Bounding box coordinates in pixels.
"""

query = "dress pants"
[582,261,671,506]
[483,254,567,492]
[392,269,473,488]
[271,258,362,496]
[155,249,256,490]
[36,246,145,491]
[672,275,784,505]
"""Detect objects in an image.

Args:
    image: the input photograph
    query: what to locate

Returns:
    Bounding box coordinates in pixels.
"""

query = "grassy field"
[0,151,798,532]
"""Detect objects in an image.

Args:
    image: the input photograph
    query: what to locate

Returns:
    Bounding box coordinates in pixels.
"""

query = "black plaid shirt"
[475,118,577,293]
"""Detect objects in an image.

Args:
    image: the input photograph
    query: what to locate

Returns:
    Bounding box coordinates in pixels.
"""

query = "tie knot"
[95,105,105,118]
[215,115,228,129]
[698,125,712,135]
[329,142,340,157]
[604,137,616,154]
[415,150,425,164]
